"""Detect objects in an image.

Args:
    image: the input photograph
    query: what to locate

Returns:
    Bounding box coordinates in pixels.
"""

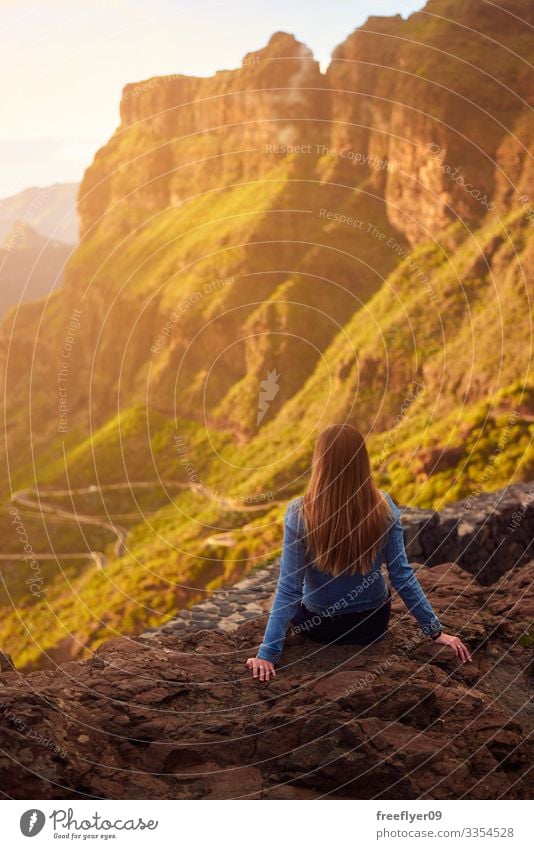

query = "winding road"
[3,480,279,569]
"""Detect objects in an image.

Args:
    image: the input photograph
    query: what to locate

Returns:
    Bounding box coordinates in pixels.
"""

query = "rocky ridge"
[0,559,531,800]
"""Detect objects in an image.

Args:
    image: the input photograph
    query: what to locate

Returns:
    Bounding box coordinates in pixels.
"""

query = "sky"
[0,0,424,199]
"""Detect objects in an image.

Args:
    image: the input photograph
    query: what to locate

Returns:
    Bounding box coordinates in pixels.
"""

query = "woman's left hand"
[246,657,276,682]
[433,632,472,663]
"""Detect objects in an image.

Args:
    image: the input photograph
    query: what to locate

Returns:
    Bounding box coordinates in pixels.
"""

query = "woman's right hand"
[433,632,472,663]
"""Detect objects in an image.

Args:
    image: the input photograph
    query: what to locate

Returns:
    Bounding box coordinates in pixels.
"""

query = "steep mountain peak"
[0,183,78,245]
[239,30,319,82]
[1,220,45,251]
[82,29,327,239]
[249,29,315,60]
[1,219,71,253]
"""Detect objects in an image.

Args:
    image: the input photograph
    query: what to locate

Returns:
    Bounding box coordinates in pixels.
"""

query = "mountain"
[0,0,532,669]
[0,182,78,245]
[0,221,73,319]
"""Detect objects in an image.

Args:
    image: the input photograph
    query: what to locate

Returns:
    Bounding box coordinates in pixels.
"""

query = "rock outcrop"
[80,32,329,239]
[0,557,531,799]
[327,0,534,245]
[402,482,534,584]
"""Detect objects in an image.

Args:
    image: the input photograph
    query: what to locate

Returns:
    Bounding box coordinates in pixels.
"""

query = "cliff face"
[327,0,534,245]
[79,32,328,239]
[0,557,531,799]
[79,0,534,246]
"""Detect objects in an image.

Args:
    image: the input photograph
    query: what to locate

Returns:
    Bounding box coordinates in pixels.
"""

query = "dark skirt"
[290,589,391,646]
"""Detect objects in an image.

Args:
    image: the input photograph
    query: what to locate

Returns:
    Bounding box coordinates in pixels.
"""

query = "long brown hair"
[301,424,393,575]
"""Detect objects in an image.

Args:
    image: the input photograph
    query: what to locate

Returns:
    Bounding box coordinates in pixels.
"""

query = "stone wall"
[146,482,534,641]
[402,482,534,585]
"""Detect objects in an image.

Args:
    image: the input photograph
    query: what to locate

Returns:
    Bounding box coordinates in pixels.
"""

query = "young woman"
[246,423,471,682]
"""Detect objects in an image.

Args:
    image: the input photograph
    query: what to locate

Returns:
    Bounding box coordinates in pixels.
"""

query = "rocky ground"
[0,559,532,800]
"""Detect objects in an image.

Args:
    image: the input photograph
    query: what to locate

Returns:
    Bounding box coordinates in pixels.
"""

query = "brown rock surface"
[0,560,531,799]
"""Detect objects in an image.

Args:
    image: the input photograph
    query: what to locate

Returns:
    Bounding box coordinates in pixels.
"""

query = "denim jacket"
[257,492,442,663]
